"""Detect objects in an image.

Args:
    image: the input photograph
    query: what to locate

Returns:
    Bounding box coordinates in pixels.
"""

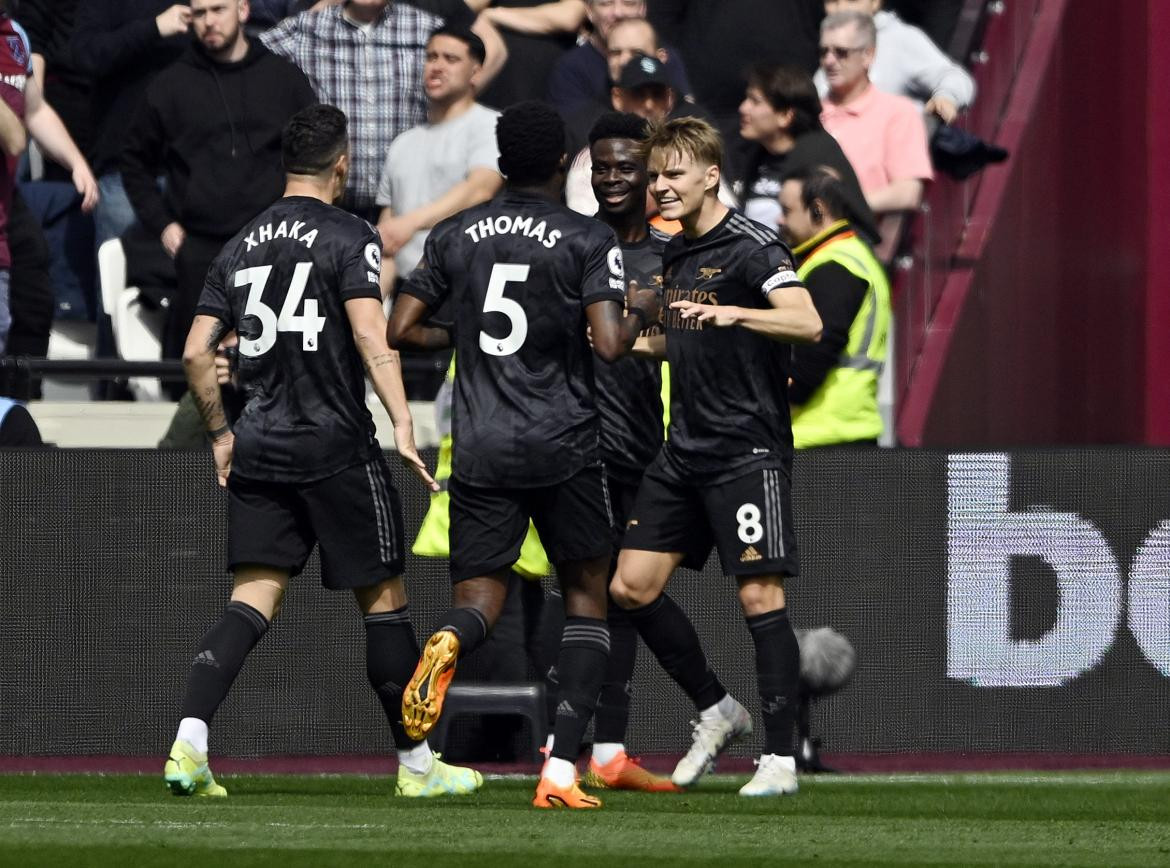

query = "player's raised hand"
[211,431,234,488]
[394,420,439,492]
[670,299,737,327]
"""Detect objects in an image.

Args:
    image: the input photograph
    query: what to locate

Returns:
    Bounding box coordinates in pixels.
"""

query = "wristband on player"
[207,423,232,442]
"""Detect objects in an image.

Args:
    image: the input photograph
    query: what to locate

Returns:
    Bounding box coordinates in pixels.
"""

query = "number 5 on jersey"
[236,263,326,357]
[480,263,530,357]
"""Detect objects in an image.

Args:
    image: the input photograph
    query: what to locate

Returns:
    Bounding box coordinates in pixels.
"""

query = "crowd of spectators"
[0,0,975,404]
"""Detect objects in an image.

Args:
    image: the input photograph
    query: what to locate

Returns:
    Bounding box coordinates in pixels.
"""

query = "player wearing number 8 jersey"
[388,100,660,809]
[164,105,484,802]
[609,117,824,798]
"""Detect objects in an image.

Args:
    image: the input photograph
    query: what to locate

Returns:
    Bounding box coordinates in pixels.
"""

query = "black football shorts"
[448,464,614,583]
[621,453,799,577]
[227,457,405,589]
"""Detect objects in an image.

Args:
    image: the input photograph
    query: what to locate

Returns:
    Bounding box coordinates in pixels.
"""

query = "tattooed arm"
[183,314,234,487]
[345,296,438,491]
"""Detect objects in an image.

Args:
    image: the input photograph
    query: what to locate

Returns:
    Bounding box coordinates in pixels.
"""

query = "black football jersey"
[660,210,805,483]
[594,227,669,484]
[196,196,384,483]
[401,190,625,488]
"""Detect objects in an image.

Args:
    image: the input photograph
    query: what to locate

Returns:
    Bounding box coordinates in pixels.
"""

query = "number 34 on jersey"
[235,263,326,357]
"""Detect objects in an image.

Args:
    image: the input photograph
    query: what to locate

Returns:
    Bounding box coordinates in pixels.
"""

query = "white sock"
[544,734,555,753]
[699,694,736,723]
[398,742,434,775]
[176,718,208,755]
[542,756,576,788]
[760,754,797,772]
[591,742,624,766]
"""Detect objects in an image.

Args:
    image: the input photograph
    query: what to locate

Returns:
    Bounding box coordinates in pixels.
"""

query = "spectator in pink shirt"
[819,10,931,214]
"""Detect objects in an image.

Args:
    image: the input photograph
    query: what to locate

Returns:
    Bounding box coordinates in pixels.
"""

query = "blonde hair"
[642,116,724,173]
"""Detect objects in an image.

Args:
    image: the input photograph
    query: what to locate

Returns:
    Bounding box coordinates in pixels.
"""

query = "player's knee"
[354,576,407,615]
[610,573,652,609]
[736,576,785,616]
[230,569,288,621]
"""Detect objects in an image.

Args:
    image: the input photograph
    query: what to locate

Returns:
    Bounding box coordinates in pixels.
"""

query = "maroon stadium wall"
[898,0,1170,446]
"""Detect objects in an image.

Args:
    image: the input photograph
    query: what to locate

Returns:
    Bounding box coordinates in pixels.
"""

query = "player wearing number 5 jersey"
[388,101,660,809]
[164,105,484,802]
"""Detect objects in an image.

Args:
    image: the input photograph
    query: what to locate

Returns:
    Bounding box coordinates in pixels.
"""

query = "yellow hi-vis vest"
[411,356,552,579]
[791,226,891,449]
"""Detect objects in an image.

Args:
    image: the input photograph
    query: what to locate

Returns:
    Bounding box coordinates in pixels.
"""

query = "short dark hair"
[282,104,348,176]
[746,64,823,136]
[588,111,649,148]
[783,165,850,221]
[428,25,486,65]
[496,101,565,185]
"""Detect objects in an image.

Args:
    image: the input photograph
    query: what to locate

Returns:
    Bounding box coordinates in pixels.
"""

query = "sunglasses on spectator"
[819,45,865,60]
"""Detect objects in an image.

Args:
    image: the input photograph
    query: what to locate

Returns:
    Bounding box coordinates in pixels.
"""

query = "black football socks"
[625,594,727,712]
[364,606,421,748]
[179,601,269,723]
[746,608,801,756]
[541,591,637,745]
[593,599,637,744]
[437,607,489,658]
[550,617,610,763]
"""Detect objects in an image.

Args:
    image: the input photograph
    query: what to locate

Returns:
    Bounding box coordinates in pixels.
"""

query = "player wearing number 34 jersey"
[164,105,483,804]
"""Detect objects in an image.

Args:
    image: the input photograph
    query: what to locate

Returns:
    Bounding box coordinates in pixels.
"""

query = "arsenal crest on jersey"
[6,36,27,69]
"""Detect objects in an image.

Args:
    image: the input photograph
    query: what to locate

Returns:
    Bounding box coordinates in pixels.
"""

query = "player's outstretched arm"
[670,285,823,344]
[587,286,661,363]
[386,293,452,352]
[183,314,234,487]
[346,297,439,492]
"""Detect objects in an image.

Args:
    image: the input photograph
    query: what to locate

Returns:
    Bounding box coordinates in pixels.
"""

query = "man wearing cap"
[547,0,689,115]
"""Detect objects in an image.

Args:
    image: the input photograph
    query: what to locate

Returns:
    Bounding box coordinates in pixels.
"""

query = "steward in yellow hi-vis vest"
[411,357,552,579]
[781,168,891,449]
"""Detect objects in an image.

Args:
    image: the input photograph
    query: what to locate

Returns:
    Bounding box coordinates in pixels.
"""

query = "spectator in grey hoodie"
[815,0,974,124]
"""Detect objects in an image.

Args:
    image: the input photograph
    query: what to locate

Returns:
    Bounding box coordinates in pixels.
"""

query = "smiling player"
[609,116,824,797]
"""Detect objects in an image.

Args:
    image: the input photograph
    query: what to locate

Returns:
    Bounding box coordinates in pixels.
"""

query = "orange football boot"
[402,630,459,740]
[584,751,681,792]
[532,777,603,809]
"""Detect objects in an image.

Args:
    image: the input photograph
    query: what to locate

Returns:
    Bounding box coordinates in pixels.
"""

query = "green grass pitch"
[2,772,1170,866]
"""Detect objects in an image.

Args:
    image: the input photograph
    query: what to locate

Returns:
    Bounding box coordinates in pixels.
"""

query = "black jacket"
[649,0,823,119]
[71,0,189,175]
[121,40,317,239]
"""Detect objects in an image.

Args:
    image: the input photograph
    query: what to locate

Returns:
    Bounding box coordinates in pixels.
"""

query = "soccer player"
[610,117,823,797]
[539,110,677,793]
[164,104,482,800]
[387,100,659,809]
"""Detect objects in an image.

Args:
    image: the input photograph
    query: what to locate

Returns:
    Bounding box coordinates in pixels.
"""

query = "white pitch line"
[800,773,1170,786]
[4,817,393,832]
